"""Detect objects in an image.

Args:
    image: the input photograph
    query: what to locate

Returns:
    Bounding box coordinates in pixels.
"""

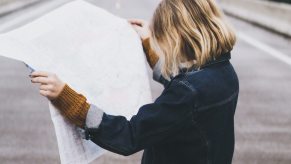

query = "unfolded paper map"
[0,0,153,163]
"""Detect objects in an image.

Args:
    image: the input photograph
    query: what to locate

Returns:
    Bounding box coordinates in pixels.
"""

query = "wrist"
[50,82,66,101]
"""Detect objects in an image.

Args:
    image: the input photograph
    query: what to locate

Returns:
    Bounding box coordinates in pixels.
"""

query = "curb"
[220,0,291,38]
[0,0,42,17]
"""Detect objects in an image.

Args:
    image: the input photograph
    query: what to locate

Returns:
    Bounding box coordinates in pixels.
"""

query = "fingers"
[29,71,64,100]
[30,71,50,77]
[128,19,146,27]
[30,71,57,84]
[31,76,50,84]
[131,24,143,31]
[39,90,51,98]
[39,83,59,100]
[39,84,54,91]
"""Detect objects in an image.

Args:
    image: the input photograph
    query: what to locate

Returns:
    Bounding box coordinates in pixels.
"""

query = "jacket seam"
[178,80,196,92]
[174,73,196,92]
[196,90,239,112]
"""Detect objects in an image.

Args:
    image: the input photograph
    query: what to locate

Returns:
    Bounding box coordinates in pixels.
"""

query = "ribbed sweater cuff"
[142,38,159,69]
[142,38,151,55]
[51,84,90,128]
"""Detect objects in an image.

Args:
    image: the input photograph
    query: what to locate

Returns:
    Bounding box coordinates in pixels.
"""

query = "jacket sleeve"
[85,80,196,156]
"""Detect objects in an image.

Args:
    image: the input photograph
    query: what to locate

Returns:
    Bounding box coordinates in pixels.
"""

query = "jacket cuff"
[51,84,90,128]
[83,104,104,140]
[86,104,104,129]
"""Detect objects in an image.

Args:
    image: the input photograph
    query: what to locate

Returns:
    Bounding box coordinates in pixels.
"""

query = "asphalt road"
[0,1,291,164]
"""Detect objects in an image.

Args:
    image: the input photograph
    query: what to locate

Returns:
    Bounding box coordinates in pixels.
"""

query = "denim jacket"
[83,52,239,164]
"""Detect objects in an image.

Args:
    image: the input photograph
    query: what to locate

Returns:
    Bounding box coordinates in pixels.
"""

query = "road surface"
[0,0,290,164]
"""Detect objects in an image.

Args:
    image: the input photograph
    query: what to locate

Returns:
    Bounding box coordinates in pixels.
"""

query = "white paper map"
[0,0,153,163]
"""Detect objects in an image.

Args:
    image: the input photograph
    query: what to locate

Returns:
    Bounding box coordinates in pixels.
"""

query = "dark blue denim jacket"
[84,52,239,164]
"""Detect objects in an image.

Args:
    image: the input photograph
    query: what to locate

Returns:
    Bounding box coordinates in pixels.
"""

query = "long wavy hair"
[150,0,236,80]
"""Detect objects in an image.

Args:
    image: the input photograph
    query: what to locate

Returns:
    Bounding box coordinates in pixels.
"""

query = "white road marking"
[238,31,291,66]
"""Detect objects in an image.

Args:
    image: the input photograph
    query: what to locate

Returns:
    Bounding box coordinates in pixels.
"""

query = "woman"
[30,0,239,163]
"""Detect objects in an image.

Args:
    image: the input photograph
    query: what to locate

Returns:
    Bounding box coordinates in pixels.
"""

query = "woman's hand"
[128,19,151,41]
[30,71,65,100]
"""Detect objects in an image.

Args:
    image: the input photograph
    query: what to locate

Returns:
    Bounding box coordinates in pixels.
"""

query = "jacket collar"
[200,51,231,69]
[179,51,231,73]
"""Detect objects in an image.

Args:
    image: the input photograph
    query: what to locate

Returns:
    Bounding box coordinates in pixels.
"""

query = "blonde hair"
[150,0,236,80]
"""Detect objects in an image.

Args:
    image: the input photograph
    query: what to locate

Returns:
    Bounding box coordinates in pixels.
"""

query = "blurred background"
[0,0,290,164]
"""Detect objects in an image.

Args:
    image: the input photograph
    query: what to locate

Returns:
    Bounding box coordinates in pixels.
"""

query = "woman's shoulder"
[179,61,239,111]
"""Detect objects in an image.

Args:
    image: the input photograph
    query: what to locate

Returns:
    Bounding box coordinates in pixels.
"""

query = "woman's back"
[142,52,239,164]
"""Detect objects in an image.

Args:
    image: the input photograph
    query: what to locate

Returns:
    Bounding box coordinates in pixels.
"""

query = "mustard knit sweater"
[51,38,159,128]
